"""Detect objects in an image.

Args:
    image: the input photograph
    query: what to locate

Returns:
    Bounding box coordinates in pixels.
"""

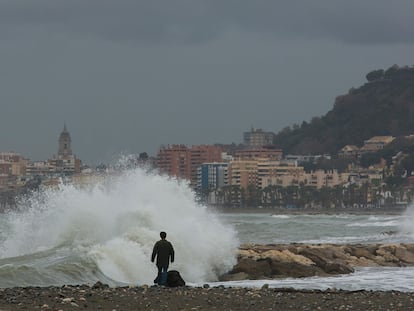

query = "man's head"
[160,231,167,239]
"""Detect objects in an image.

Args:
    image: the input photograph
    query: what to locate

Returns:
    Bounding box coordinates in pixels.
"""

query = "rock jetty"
[220,243,414,281]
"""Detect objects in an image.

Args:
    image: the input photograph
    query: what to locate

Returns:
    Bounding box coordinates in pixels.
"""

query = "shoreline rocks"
[220,243,414,281]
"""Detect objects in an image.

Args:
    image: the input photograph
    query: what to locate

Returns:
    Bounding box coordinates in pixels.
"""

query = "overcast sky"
[1,1,414,164]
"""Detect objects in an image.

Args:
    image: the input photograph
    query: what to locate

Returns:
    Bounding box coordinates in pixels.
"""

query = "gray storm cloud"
[1,0,414,163]
[0,0,413,44]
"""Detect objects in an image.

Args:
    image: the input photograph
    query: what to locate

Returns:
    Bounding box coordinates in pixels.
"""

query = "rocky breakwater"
[220,243,414,281]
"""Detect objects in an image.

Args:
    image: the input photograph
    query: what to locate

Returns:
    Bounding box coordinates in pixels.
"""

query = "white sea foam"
[301,234,385,244]
[204,267,414,292]
[400,207,414,238]
[368,216,399,221]
[0,168,238,285]
[347,220,399,227]
[270,215,290,219]
[330,214,351,219]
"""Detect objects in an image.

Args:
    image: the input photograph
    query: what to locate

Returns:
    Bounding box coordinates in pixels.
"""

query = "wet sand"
[1,283,413,311]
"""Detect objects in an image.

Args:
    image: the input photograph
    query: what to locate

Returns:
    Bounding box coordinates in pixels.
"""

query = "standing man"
[151,231,175,285]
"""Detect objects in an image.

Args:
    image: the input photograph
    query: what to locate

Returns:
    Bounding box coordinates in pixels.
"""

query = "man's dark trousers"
[156,265,168,285]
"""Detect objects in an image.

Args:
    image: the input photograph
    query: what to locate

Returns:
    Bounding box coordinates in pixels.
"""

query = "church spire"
[58,123,72,157]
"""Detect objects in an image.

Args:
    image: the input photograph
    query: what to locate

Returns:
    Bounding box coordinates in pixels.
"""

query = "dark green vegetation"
[274,65,414,155]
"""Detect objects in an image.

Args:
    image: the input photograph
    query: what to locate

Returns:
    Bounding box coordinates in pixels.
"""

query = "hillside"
[274,65,414,154]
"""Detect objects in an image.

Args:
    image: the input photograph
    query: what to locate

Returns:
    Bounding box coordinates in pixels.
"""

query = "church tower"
[58,124,72,157]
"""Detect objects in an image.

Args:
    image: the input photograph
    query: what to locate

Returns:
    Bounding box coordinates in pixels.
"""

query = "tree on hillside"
[366,69,384,82]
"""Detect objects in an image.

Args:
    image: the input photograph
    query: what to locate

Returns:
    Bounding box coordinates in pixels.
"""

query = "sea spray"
[0,168,239,286]
[400,205,414,237]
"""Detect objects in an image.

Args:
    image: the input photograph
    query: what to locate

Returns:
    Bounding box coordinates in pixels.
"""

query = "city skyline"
[1,1,414,164]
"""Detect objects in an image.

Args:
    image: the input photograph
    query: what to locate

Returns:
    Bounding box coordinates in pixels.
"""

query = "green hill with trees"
[274,65,414,155]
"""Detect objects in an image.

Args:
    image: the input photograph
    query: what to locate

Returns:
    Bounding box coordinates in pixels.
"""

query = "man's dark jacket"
[151,239,175,267]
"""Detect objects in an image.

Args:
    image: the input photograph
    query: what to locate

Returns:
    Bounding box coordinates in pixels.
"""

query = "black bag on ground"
[167,270,186,287]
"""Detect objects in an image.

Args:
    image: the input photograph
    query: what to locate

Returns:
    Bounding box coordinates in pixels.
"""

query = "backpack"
[167,270,186,287]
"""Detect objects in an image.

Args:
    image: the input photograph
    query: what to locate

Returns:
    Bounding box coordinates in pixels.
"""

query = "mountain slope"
[274,65,414,154]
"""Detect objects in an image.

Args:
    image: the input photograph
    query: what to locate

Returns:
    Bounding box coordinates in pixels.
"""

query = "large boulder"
[296,247,330,267]
[270,261,326,278]
[345,245,377,260]
[323,262,354,274]
[296,247,353,274]
[376,245,400,264]
[265,249,315,265]
[394,245,414,264]
[230,258,272,279]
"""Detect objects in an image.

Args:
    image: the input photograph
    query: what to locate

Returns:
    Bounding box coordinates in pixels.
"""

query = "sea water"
[1,167,414,291]
[218,212,413,244]
[206,210,414,292]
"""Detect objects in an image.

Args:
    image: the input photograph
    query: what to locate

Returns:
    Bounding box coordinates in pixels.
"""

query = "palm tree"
[245,184,262,207]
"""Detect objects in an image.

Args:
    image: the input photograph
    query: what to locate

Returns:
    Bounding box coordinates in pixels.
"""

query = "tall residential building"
[243,128,275,147]
[304,170,343,188]
[156,144,222,188]
[258,160,305,188]
[156,144,188,179]
[228,159,258,189]
[197,163,228,192]
[0,153,28,193]
[228,158,347,190]
[197,162,228,204]
[0,152,28,176]
[188,145,223,187]
[235,148,282,161]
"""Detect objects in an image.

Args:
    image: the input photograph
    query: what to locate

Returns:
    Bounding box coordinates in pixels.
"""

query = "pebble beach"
[1,283,414,311]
